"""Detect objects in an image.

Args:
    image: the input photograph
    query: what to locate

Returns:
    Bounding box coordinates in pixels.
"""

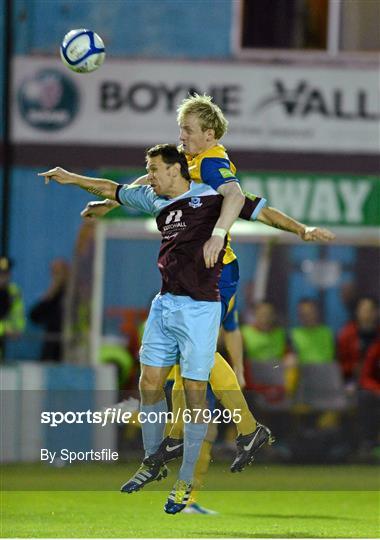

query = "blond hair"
[177,94,228,140]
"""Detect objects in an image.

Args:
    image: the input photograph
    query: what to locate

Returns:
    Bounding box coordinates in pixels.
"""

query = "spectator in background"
[0,257,25,360]
[30,258,69,362]
[360,341,380,395]
[340,280,359,321]
[290,299,341,427]
[358,340,380,456]
[241,301,289,453]
[290,298,335,364]
[99,335,134,390]
[338,296,380,385]
[241,301,287,363]
[241,301,288,403]
[358,338,380,457]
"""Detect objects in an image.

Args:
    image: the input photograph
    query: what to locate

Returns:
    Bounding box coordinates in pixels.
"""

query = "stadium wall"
[0,0,4,138]
[11,0,233,58]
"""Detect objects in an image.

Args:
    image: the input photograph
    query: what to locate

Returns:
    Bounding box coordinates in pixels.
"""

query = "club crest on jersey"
[189,197,202,209]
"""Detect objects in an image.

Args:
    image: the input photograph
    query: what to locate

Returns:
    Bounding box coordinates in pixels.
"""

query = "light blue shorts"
[140,293,221,381]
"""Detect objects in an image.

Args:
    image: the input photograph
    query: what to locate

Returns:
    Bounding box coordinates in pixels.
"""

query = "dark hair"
[146,144,190,181]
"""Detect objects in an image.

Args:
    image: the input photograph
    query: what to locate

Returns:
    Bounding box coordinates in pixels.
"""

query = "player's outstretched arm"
[38,167,118,200]
[203,182,245,268]
[257,206,336,242]
[80,174,150,218]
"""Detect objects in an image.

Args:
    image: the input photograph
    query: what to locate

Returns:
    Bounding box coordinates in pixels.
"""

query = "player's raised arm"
[215,182,246,231]
[38,167,118,200]
[257,205,336,242]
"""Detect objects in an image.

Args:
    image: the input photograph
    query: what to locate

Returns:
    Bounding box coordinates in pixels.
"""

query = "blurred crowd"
[1,254,379,462]
[241,295,379,391]
[0,256,69,362]
[237,295,380,463]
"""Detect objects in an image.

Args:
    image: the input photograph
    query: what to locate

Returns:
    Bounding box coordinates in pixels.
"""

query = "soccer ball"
[60,29,105,73]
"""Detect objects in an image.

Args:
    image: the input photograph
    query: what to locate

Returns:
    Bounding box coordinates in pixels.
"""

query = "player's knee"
[139,367,166,402]
[183,378,207,393]
[183,379,207,410]
[210,365,240,392]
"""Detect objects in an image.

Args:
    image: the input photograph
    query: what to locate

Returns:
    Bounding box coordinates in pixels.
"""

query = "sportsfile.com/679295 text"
[40,408,242,428]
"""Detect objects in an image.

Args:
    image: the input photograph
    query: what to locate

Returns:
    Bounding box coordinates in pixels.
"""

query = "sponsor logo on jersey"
[219,168,235,179]
[163,209,186,232]
[165,210,183,224]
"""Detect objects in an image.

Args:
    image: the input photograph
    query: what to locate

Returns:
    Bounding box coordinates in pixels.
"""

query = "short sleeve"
[239,192,267,221]
[200,157,239,191]
[116,185,157,215]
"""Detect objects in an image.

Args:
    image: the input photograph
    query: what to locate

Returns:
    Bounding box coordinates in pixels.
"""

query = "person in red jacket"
[337,296,380,384]
[360,341,380,395]
[357,340,380,455]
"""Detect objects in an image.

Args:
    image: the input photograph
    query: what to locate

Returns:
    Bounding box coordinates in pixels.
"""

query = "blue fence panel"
[8,166,91,358]
[104,238,161,311]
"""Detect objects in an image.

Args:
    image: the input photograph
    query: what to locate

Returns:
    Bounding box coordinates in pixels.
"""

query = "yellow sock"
[168,366,185,439]
[209,352,257,436]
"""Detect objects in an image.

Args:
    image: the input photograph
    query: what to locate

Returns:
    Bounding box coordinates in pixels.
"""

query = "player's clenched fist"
[203,235,224,269]
[38,167,74,185]
[81,199,118,219]
[300,226,336,242]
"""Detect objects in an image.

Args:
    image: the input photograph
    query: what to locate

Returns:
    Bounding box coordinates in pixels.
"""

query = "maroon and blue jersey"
[116,182,266,302]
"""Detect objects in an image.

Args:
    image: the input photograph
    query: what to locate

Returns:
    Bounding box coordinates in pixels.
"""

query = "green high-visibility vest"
[99,343,134,385]
[241,325,286,362]
[291,326,335,364]
[0,283,25,337]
